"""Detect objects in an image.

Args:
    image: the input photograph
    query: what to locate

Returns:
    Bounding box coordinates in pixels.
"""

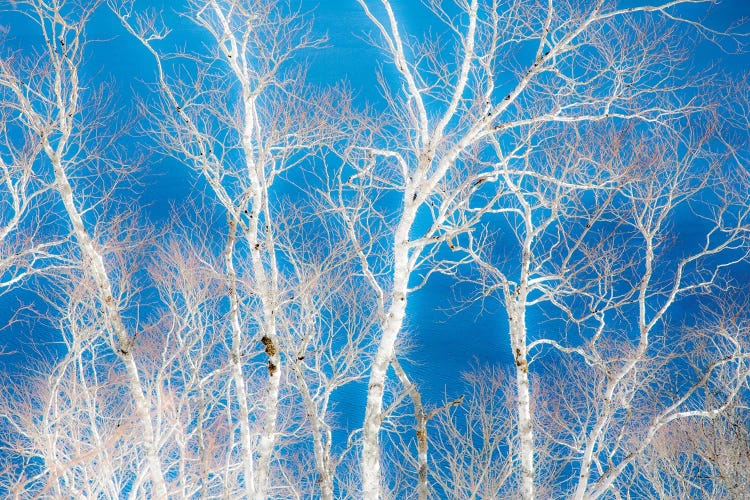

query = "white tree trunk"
[225,217,257,497]
[51,156,168,499]
[243,160,281,500]
[511,328,535,500]
[362,214,413,499]
[391,357,430,500]
[255,323,280,500]
[510,247,535,500]
[291,362,334,500]
[361,314,401,499]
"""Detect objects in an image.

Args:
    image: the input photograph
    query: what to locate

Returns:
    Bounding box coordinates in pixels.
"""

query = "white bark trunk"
[51,158,168,499]
[225,217,257,497]
[291,361,333,500]
[510,263,535,500]
[362,213,413,499]
[512,332,535,500]
[246,203,280,500]
[255,325,280,499]
[361,313,401,499]
[391,357,429,500]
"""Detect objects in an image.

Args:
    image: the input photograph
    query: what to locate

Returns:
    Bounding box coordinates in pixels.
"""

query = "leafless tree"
[274,208,380,499]
[438,104,748,497]
[0,0,747,498]
[345,0,746,497]
[642,404,750,498]
[0,0,171,496]
[428,365,516,498]
[0,20,69,301]
[108,0,343,496]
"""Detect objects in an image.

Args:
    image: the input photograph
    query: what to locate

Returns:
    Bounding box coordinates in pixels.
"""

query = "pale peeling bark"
[354,2,483,492]
[51,157,168,499]
[511,321,535,500]
[6,4,169,491]
[361,301,407,498]
[360,341,396,498]
[255,323,280,500]
[242,106,281,500]
[362,218,413,500]
[509,232,536,500]
[224,216,257,498]
[215,2,283,490]
[114,3,285,494]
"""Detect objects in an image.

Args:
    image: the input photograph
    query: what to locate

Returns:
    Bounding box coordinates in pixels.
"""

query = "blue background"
[0,0,748,491]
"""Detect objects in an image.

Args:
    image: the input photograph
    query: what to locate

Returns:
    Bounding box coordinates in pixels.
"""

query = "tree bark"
[51,156,168,499]
[510,301,535,500]
[391,357,430,500]
[361,214,414,499]
[225,215,257,498]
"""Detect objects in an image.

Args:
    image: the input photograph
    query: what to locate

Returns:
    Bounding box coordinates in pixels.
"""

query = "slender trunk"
[229,201,280,499]
[513,347,535,500]
[230,359,258,498]
[248,211,281,499]
[361,311,402,499]
[571,389,615,500]
[416,414,429,500]
[391,357,429,500]
[362,215,413,499]
[510,299,535,500]
[225,216,257,497]
[291,361,333,500]
[238,88,281,499]
[43,367,66,498]
[51,157,168,499]
[251,205,281,499]
[255,320,280,499]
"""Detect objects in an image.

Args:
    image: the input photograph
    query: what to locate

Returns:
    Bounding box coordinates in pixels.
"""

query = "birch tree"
[0,1,366,497]
[0,1,170,496]
[532,292,750,498]
[348,0,741,497]
[563,133,749,500]
[110,1,350,496]
[451,105,749,498]
[273,207,379,499]
[0,255,145,498]
[0,0,746,498]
